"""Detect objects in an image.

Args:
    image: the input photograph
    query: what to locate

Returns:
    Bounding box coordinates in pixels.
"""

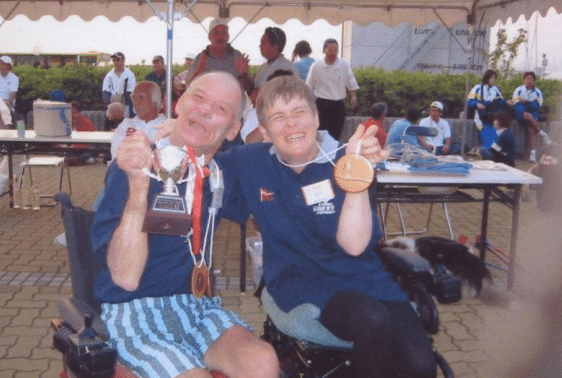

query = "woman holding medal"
[223,76,436,378]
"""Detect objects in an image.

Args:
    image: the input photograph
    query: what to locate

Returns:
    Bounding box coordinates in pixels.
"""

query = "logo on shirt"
[312,202,336,215]
[260,188,275,202]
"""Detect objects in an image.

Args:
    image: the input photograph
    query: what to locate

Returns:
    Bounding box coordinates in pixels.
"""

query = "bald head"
[173,72,245,160]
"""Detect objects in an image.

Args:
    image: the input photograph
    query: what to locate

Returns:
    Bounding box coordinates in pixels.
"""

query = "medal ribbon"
[187,146,209,256]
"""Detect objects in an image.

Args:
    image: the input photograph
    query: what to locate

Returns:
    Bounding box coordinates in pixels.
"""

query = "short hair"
[186,72,246,119]
[107,102,125,118]
[264,27,287,53]
[370,102,387,120]
[267,69,294,81]
[405,107,421,124]
[523,71,536,81]
[481,69,497,85]
[134,81,162,109]
[293,40,312,57]
[493,110,512,128]
[256,76,317,127]
[323,38,338,51]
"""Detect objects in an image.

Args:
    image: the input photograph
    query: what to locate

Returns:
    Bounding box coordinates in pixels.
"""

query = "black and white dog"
[383,236,492,297]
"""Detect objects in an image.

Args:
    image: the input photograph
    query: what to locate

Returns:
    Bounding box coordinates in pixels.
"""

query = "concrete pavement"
[0,159,560,377]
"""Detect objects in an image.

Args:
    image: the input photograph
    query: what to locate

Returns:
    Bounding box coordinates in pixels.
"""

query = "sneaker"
[540,131,552,145]
[529,150,538,163]
[86,157,96,164]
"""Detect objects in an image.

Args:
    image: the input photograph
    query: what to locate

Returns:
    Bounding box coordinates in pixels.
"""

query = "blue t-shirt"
[386,118,421,146]
[92,156,245,304]
[295,57,315,81]
[222,137,408,312]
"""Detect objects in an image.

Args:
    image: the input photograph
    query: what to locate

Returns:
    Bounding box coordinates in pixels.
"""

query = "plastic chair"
[51,192,229,378]
[20,156,72,205]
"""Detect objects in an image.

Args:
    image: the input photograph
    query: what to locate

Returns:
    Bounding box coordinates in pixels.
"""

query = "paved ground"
[0,158,561,377]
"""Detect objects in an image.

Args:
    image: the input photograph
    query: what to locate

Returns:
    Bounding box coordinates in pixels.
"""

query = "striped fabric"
[101,294,250,378]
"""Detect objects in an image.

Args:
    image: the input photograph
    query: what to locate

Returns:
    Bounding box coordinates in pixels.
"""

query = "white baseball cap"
[0,56,13,66]
[430,101,444,111]
[209,18,229,33]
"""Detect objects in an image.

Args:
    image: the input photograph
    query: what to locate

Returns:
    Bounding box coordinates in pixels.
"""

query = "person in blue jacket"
[511,71,551,162]
[480,110,517,167]
[467,69,508,149]
[225,76,436,378]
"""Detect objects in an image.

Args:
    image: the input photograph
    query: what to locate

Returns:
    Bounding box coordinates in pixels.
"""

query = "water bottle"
[31,187,41,210]
[12,176,21,209]
[16,119,25,138]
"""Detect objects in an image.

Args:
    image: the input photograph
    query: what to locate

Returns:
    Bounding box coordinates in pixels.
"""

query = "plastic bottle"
[16,118,25,138]
[31,187,41,210]
[20,175,30,210]
[12,176,21,209]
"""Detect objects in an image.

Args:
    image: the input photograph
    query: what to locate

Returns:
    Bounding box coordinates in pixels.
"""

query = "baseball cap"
[209,18,229,33]
[111,52,125,60]
[0,56,13,66]
[430,101,444,111]
[152,55,164,62]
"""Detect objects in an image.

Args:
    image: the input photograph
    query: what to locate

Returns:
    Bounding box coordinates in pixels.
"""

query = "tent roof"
[1,0,559,27]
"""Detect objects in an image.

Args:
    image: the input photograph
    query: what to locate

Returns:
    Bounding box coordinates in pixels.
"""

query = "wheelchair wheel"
[409,282,439,335]
[435,350,455,378]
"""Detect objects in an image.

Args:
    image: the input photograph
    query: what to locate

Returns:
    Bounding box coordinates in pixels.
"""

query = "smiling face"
[259,96,319,168]
[173,73,242,159]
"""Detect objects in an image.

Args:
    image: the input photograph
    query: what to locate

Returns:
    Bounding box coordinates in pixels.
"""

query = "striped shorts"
[100,294,251,378]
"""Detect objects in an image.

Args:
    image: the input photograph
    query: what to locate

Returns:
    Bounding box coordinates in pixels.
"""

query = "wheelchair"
[50,192,228,378]
[257,242,460,378]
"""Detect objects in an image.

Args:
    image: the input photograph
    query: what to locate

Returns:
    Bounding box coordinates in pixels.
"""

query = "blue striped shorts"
[100,294,251,378]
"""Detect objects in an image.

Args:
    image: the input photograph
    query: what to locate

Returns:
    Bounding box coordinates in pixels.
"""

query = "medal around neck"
[142,145,191,236]
[191,263,211,298]
[334,154,374,193]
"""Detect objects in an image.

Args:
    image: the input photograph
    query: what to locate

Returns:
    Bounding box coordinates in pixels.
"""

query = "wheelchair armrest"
[378,246,433,275]
[57,297,110,341]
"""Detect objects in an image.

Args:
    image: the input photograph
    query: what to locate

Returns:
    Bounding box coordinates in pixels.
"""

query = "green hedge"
[12,65,562,121]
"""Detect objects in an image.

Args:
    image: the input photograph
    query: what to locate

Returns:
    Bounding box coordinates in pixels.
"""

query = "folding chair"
[20,156,71,206]
[379,125,456,240]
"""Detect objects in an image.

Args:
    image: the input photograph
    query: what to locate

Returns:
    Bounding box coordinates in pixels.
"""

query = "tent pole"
[166,0,174,118]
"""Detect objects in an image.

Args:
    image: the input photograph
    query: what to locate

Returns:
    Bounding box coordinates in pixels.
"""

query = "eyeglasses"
[112,58,122,62]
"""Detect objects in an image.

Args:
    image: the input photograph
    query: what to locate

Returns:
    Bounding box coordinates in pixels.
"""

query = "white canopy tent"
[1,0,559,116]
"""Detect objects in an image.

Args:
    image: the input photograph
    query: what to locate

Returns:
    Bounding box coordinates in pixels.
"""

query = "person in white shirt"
[305,39,359,140]
[418,101,460,155]
[110,81,167,159]
[102,52,137,117]
[0,55,19,121]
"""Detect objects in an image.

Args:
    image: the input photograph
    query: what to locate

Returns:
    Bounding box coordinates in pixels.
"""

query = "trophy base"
[142,194,191,236]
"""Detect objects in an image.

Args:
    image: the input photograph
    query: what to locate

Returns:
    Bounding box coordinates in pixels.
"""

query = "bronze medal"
[334,154,374,193]
[191,264,210,298]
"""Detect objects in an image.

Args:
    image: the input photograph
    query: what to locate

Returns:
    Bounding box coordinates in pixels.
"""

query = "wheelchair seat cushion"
[261,287,353,349]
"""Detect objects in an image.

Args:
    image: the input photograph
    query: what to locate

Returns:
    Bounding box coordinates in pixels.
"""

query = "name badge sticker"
[302,179,335,206]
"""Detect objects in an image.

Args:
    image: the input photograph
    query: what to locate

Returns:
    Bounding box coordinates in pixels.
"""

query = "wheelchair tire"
[435,350,455,378]
[409,282,440,335]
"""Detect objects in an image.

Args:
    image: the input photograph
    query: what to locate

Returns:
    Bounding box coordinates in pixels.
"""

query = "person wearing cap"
[253,27,299,98]
[178,53,195,85]
[102,52,137,117]
[305,38,359,141]
[144,55,166,93]
[188,18,254,94]
[418,101,460,155]
[0,55,19,118]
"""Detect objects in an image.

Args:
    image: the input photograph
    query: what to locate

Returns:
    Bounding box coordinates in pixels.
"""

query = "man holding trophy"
[91,72,279,378]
